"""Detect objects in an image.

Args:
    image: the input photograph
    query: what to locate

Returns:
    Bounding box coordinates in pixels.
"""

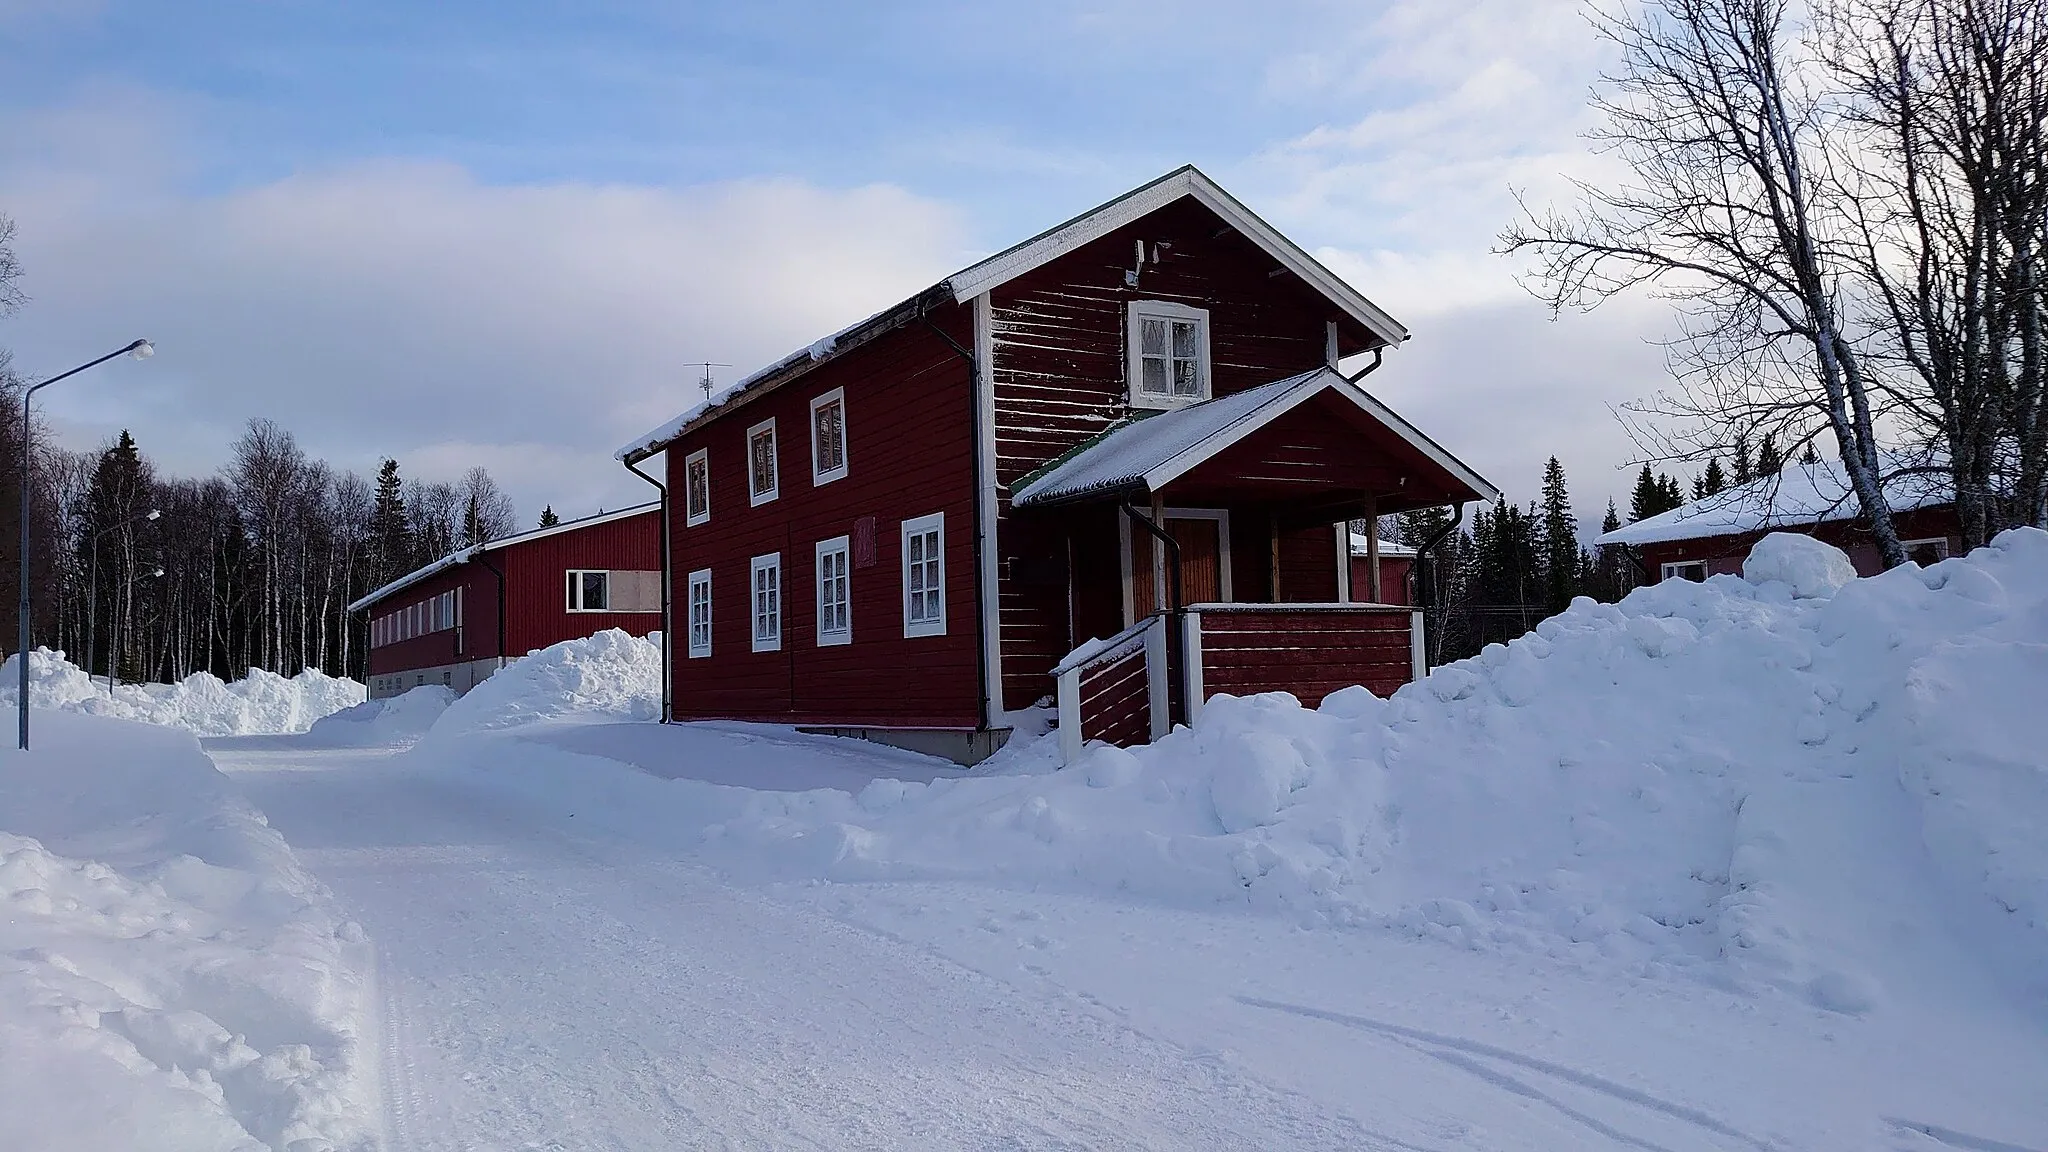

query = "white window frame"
[747,418,779,506]
[684,448,711,527]
[567,568,612,612]
[1661,561,1708,583]
[815,535,851,646]
[901,512,946,638]
[1126,300,1211,410]
[751,552,782,652]
[810,387,849,486]
[686,568,713,659]
[1901,536,1951,563]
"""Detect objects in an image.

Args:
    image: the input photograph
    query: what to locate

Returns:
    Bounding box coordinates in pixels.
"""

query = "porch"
[1009,366,1497,762]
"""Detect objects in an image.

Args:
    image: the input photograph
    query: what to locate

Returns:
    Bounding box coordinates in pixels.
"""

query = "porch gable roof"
[1010,367,1499,510]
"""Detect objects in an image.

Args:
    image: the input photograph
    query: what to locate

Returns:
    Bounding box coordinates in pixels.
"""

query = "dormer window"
[1127,300,1210,409]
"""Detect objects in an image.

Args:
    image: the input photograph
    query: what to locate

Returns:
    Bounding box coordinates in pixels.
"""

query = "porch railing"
[1053,604,1425,763]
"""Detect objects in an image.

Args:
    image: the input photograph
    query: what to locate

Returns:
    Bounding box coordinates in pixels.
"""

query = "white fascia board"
[1135,369,1500,503]
[944,166,1409,350]
[346,502,660,613]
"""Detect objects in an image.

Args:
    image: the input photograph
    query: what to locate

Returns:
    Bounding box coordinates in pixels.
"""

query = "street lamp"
[17,338,153,750]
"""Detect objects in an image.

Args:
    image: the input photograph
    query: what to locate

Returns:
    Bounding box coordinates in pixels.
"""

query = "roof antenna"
[687,362,731,402]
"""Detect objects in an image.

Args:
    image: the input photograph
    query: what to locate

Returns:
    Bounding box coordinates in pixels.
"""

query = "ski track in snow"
[213,743,1386,1150]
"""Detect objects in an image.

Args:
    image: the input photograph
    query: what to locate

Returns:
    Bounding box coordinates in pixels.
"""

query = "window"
[810,388,848,485]
[568,569,611,611]
[1662,561,1708,583]
[687,568,713,658]
[1126,301,1210,409]
[1903,537,1950,566]
[684,448,710,527]
[751,553,782,652]
[901,512,945,637]
[748,418,779,505]
[816,536,851,646]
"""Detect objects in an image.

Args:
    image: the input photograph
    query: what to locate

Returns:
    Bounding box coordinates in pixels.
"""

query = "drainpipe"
[1413,501,1464,609]
[1344,346,1385,383]
[624,458,674,723]
[474,548,508,678]
[924,313,995,732]
[1121,503,1186,727]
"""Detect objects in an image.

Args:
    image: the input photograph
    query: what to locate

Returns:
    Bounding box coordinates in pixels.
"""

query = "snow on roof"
[1011,367,1499,508]
[347,502,660,613]
[1594,457,1951,548]
[1348,532,1418,558]
[617,166,1410,464]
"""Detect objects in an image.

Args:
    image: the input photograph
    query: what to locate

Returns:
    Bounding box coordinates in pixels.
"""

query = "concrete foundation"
[368,656,506,700]
[797,725,1014,766]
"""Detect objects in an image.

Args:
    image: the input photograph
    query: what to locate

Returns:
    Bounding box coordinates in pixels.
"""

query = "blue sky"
[0,0,1671,524]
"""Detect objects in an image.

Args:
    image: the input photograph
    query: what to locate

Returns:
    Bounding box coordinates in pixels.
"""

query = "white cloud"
[1,106,970,522]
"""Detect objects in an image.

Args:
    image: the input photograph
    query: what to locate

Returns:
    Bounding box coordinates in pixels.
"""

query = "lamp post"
[17,338,152,751]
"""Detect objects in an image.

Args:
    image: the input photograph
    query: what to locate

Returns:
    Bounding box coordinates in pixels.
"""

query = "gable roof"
[618,166,1407,465]
[346,502,660,614]
[1594,456,1951,548]
[1010,366,1499,509]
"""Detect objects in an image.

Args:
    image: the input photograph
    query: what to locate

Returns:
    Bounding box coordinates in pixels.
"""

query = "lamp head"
[126,340,153,360]
[146,509,161,521]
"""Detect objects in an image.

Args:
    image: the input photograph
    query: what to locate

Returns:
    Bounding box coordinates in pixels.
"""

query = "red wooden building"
[618,167,1498,763]
[1595,459,1959,583]
[349,504,663,699]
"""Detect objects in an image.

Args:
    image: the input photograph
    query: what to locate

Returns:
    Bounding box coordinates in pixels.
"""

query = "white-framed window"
[810,387,848,485]
[686,568,713,658]
[684,448,711,527]
[1902,537,1951,566]
[747,418,779,506]
[1126,300,1210,409]
[751,553,782,652]
[1662,561,1708,583]
[901,512,946,638]
[816,535,851,646]
[568,569,611,611]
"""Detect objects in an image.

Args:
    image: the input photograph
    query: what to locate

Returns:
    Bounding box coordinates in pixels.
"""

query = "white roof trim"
[1012,367,1498,508]
[347,502,660,613]
[945,166,1408,349]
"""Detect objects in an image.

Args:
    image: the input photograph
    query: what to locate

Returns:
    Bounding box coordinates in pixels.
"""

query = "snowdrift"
[305,683,455,747]
[0,647,364,737]
[423,627,661,740]
[0,711,374,1151]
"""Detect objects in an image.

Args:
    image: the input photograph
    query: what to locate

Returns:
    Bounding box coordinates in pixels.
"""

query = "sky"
[0,0,1678,529]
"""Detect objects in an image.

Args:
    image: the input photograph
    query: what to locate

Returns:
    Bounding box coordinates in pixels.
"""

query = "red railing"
[1053,616,1167,763]
[1182,603,1422,724]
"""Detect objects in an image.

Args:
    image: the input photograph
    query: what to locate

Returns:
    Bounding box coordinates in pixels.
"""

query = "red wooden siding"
[501,511,663,656]
[1276,524,1339,603]
[1635,505,1963,584]
[1199,608,1415,703]
[364,564,497,676]
[663,313,981,728]
[1348,554,1415,605]
[1077,644,1151,747]
[990,198,1378,711]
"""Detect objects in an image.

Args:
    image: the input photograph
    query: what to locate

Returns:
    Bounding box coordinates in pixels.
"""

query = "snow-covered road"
[214,741,1381,1150]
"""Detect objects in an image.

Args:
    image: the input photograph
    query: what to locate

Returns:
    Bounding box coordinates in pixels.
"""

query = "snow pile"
[425,628,661,739]
[0,648,364,737]
[1742,530,1857,597]
[304,684,455,747]
[686,529,2047,1010]
[0,711,373,1151]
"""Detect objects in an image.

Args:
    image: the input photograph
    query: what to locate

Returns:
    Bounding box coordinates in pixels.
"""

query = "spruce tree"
[1700,457,1727,496]
[1799,440,1820,465]
[1733,434,1753,484]
[1756,432,1783,475]
[370,459,410,583]
[538,505,560,528]
[1629,465,1662,522]
[1537,456,1579,611]
[1659,473,1685,512]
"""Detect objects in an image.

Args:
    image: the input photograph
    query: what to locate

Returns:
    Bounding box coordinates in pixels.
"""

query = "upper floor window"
[748,419,779,505]
[902,512,946,638]
[751,552,782,652]
[568,569,611,611]
[811,388,848,485]
[1127,300,1210,409]
[684,448,710,527]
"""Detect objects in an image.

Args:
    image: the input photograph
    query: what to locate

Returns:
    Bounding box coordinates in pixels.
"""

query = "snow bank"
[0,648,364,737]
[0,711,373,1151]
[1743,530,1858,597]
[683,529,2048,1011]
[305,684,455,748]
[424,628,661,740]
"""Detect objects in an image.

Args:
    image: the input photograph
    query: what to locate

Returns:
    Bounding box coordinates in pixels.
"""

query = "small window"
[748,419,778,505]
[1902,537,1950,566]
[810,388,848,485]
[687,568,713,658]
[902,512,945,638]
[751,553,782,652]
[568,569,611,611]
[684,448,710,527]
[816,535,851,646]
[1127,300,1210,409]
[1662,561,1708,583]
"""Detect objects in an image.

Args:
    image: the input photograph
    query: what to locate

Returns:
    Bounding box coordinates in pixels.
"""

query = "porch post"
[1409,609,1426,682]
[1366,494,1382,602]
[1057,665,1083,764]
[1181,610,1205,726]
[1143,614,1169,739]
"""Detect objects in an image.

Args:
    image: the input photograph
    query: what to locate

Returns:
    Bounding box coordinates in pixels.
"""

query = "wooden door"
[1171,517,1222,605]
